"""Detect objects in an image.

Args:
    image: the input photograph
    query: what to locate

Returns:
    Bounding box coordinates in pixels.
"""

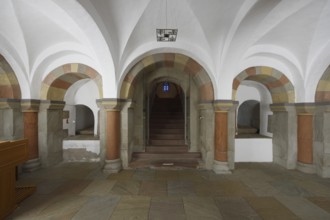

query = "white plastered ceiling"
[1,0,330,101]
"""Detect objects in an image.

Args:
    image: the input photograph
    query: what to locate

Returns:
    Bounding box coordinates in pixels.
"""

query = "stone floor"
[6,162,330,220]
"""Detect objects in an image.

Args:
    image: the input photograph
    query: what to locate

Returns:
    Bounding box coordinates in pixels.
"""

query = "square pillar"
[38,100,66,167]
[270,104,297,169]
[0,99,23,140]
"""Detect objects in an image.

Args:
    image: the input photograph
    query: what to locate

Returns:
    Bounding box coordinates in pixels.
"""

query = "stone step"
[150,124,184,129]
[146,145,188,152]
[150,119,184,124]
[150,128,184,134]
[129,158,201,169]
[132,152,201,159]
[149,134,184,139]
[149,139,185,145]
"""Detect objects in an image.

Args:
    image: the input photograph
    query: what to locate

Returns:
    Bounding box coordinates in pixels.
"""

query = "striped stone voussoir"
[0,55,21,99]
[315,65,330,102]
[232,66,295,103]
[41,63,103,101]
[120,53,214,101]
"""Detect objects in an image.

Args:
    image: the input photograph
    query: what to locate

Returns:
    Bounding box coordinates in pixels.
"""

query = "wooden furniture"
[0,139,36,219]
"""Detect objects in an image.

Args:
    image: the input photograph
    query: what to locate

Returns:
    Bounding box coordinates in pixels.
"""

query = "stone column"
[295,103,315,174]
[21,100,41,172]
[270,104,297,169]
[97,99,124,174]
[0,99,23,140]
[213,100,238,174]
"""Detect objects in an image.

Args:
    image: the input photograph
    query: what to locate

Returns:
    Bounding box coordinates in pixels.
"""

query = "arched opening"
[233,67,295,163]
[119,53,214,169]
[42,64,102,162]
[75,105,94,136]
[237,100,260,137]
[149,81,185,147]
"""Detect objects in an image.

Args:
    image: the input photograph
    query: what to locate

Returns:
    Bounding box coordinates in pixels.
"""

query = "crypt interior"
[1,0,330,219]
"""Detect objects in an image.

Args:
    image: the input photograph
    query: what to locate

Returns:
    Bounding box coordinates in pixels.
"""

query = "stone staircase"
[130,97,202,169]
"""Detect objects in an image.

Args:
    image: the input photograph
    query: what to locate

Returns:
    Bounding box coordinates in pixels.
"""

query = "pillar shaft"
[106,110,120,160]
[214,111,228,162]
[23,112,38,160]
[297,114,313,164]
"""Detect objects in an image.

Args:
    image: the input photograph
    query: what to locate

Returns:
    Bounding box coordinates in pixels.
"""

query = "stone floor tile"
[132,169,156,181]
[7,194,53,219]
[110,209,149,220]
[214,180,255,197]
[276,196,330,220]
[155,170,180,181]
[107,170,135,181]
[241,179,281,197]
[179,170,208,182]
[37,195,88,219]
[7,162,330,220]
[293,179,330,197]
[51,179,92,195]
[183,196,222,219]
[113,195,150,209]
[139,180,167,196]
[270,179,311,197]
[194,182,220,196]
[245,197,299,220]
[110,180,141,195]
[215,197,261,220]
[308,197,330,213]
[110,195,150,219]
[168,180,196,196]
[80,179,116,196]
[35,179,67,195]
[72,195,121,220]
[149,196,185,220]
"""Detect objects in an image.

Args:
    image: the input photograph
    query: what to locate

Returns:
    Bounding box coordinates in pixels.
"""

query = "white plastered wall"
[236,81,272,137]
[64,79,100,136]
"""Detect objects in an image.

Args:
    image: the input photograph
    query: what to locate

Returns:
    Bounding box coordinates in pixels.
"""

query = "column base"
[103,159,122,174]
[22,158,41,172]
[213,160,232,174]
[296,161,316,174]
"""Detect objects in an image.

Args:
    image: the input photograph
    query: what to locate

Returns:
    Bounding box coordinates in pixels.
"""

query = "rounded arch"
[315,65,330,102]
[41,63,103,101]
[119,53,214,102]
[232,66,295,103]
[0,54,21,99]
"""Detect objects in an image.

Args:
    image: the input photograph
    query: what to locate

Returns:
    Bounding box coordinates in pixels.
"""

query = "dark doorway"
[149,82,185,146]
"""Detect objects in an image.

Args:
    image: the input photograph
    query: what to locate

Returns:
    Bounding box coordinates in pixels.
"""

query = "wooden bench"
[0,139,36,219]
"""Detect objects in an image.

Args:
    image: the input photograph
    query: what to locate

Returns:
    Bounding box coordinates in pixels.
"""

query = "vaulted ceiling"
[1,0,330,100]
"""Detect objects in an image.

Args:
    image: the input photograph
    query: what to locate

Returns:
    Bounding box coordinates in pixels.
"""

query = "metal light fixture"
[156,0,178,42]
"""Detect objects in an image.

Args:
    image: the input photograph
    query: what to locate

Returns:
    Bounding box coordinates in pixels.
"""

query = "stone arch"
[0,55,21,98]
[41,63,103,101]
[120,53,214,102]
[232,66,295,103]
[315,65,330,102]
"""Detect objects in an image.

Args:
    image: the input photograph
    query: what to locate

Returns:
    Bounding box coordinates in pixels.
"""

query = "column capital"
[97,98,127,111]
[39,100,66,111]
[0,98,21,109]
[213,100,238,112]
[270,103,296,113]
[21,99,41,112]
